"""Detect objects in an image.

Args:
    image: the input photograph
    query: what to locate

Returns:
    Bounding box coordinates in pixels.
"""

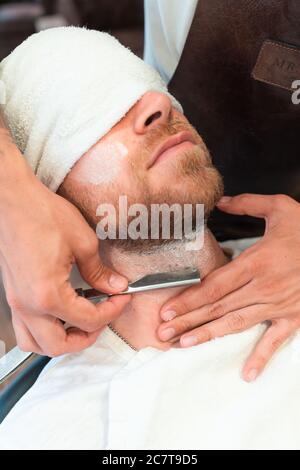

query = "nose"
[133,91,172,134]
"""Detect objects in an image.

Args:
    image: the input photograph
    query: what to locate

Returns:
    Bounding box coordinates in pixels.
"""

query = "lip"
[147,131,196,169]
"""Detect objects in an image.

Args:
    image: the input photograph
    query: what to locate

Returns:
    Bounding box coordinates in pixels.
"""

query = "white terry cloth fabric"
[0,26,182,192]
[1,324,300,450]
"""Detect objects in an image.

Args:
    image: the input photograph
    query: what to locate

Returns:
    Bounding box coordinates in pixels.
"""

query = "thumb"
[217,194,276,219]
[75,240,128,294]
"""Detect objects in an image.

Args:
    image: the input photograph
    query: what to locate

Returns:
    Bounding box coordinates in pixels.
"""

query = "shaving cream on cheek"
[72,141,128,185]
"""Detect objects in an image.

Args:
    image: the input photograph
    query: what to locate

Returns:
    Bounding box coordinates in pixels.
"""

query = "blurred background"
[0,0,144,61]
[0,0,145,357]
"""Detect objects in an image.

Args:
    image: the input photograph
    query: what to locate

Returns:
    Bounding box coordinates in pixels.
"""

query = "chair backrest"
[0,355,50,424]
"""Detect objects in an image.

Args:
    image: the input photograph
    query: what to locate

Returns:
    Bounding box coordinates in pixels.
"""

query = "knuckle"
[237,194,251,205]
[33,287,57,313]
[272,194,292,210]
[93,263,107,280]
[273,317,292,331]
[85,263,108,285]
[227,312,246,332]
[177,317,192,333]
[17,339,33,353]
[78,237,98,257]
[199,327,213,342]
[288,318,299,330]
[6,295,22,312]
[257,278,277,300]
[176,297,191,314]
[270,337,284,353]
[247,255,261,274]
[204,283,223,302]
[207,302,224,320]
[44,345,63,358]
[80,318,98,333]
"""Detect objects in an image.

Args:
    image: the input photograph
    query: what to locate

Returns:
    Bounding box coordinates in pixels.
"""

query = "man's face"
[59,91,223,233]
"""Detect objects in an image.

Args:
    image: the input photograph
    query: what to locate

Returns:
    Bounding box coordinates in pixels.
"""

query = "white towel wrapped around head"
[0,26,182,191]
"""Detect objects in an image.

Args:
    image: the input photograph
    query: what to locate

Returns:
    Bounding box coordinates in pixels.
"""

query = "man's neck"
[103,230,227,350]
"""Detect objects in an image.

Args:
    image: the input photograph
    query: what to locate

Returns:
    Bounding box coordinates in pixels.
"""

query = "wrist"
[0,112,34,189]
[0,138,37,204]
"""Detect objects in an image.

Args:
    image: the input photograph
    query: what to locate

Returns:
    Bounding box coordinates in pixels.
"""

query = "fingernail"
[181,336,198,347]
[161,310,177,321]
[245,369,258,382]
[217,196,232,205]
[109,274,127,290]
[160,327,175,341]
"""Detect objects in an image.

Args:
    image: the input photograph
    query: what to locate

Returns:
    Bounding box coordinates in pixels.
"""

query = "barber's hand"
[0,129,129,357]
[158,194,300,381]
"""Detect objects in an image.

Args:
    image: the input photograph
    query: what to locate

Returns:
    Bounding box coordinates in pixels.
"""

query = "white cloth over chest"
[1,324,300,450]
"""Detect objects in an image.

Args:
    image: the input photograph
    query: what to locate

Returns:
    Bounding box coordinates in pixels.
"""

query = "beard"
[60,116,223,251]
[130,116,223,211]
[102,143,223,252]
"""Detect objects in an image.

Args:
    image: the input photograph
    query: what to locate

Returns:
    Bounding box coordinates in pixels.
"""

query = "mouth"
[147,131,197,169]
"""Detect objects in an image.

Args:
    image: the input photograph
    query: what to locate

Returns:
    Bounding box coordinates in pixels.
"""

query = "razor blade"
[0,267,200,384]
[76,266,200,303]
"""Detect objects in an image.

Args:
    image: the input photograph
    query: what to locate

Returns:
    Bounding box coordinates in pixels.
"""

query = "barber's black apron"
[168,0,300,240]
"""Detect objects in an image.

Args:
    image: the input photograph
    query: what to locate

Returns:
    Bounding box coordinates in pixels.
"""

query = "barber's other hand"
[158,194,300,381]
[0,131,129,356]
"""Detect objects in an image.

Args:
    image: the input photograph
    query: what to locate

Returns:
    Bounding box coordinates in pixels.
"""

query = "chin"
[154,168,222,209]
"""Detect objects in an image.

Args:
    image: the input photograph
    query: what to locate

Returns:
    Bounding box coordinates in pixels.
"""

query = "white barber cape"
[1,323,300,450]
[144,0,198,83]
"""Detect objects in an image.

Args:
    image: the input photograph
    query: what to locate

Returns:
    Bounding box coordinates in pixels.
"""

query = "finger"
[27,313,102,357]
[217,193,298,220]
[179,304,268,348]
[242,319,293,382]
[11,313,42,354]
[74,234,128,294]
[217,194,278,218]
[46,283,131,332]
[160,256,251,320]
[158,282,255,341]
